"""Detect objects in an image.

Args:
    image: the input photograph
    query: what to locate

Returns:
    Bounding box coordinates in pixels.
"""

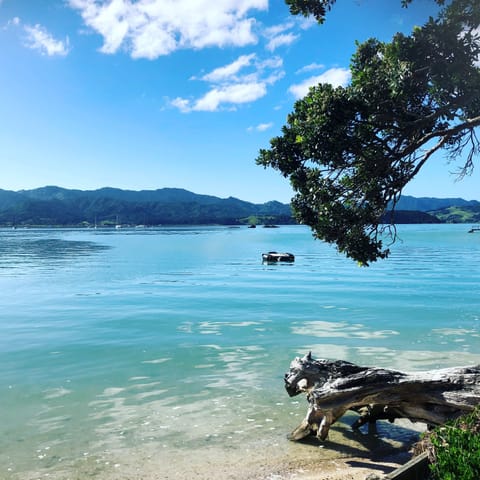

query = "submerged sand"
[89,445,413,480]
[81,419,425,480]
[5,412,426,480]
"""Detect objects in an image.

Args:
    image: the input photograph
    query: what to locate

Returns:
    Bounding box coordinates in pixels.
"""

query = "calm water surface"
[1,225,479,479]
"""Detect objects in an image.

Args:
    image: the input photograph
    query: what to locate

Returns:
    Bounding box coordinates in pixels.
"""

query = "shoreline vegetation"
[0,186,479,228]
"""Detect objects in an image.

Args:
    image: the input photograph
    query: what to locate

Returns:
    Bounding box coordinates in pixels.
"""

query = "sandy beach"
[89,449,413,480]
[79,418,425,480]
[267,451,413,480]
[93,445,415,480]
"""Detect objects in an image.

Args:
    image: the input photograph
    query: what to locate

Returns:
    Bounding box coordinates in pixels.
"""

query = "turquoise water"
[1,225,479,479]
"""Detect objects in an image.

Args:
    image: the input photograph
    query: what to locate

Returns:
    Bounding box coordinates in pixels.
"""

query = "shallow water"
[0,225,479,479]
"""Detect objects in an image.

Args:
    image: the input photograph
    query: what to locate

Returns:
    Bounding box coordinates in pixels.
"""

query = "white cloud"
[171,53,283,112]
[2,16,21,31]
[68,0,268,59]
[266,32,298,51]
[174,82,267,112]
[289,67,351,99]
[131,21,177,58]
[257,121,273,131]
[263,20,298,52]
[263,21,294,38]
[193,82,267,111]
[247,122,273,132]
[296,62,324,74]
[297,16,317,30]
[258,56,283,70]
[24,24,70,56]
[170,97,191,113]
[201,54,256,83]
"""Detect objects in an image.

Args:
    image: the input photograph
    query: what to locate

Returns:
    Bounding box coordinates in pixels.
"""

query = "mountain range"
[0,186,478,227]
[0,186,293,227]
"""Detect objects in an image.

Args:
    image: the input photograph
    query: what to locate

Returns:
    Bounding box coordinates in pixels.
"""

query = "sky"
[0,0,478,203]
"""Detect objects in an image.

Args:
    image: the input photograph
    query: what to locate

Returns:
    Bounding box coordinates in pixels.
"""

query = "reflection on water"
[0,230,110,274]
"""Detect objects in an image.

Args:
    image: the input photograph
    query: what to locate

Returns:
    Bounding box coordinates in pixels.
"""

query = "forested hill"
[0,186,294,227]
[393,196,480,223]
[0,187,478,227]
[394,195,480,211]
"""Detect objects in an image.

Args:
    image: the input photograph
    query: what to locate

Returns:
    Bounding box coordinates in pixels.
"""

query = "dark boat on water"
[262,251,295,263]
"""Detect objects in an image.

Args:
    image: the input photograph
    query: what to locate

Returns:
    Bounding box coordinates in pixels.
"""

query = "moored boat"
[262,251,295,263]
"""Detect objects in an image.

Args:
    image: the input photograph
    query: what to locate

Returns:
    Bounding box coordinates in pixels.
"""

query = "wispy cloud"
[263,21,298,52]
[68,0,268,59]
[3,16,21,29]
[192,82,267,112]
[171,54,284,112]
[296,62,324,74]
[297,16,317,30]
[247,122,273,132]
[24,24,70,56]
[200,54,256,83]
[266,32,298,51]
[289,67,351,99]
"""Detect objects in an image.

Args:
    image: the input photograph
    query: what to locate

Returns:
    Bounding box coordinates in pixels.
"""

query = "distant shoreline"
[1,186,479,227]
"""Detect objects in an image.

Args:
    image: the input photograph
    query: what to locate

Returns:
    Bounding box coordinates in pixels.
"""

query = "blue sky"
[1,0,478,203]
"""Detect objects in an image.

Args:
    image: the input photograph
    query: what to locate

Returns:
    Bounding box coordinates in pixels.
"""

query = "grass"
[417,407,480,479]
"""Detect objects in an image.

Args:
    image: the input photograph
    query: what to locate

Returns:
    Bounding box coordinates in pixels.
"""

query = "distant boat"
[262,251,295,263]
[468,227,480,233]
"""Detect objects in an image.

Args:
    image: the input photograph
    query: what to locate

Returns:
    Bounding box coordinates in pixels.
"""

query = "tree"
[257,0,480,265]
[284,0,337,23]
[284,0,448,24]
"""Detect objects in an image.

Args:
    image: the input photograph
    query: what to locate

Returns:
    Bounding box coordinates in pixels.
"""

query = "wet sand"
[5,412,426,480]
[93,445,413,480]
[263,452,412,480]
[87,418,426,480]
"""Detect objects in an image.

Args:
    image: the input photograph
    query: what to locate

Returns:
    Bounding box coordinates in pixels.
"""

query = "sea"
[1,224,479,480]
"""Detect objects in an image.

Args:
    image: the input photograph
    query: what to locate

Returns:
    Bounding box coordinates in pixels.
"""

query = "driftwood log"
[284,353,480,441]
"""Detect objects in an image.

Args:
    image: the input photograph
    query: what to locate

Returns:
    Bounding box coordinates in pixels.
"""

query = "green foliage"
[429,407,480,480]
[284,0,447,23]
[284,0,336,23]
[285,0,447,23]
[258,0,480,265]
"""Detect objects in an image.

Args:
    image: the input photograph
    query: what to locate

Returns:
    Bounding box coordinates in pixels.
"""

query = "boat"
[468,227,480,233]
[262,251,295,263]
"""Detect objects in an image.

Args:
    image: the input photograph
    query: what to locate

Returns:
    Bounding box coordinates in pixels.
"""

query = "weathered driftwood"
[284,353,480,441]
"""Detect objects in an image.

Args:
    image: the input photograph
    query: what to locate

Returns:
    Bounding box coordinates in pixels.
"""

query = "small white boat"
[262,251,295,263]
